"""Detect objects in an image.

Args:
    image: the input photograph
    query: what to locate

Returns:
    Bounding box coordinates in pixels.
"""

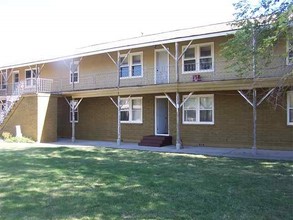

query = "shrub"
[2,132,12,140]
[5,136,34,143]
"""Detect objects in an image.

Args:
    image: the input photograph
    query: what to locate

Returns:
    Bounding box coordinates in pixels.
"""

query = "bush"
[1,132,34,143]
[5,136,34,143]
[2,132,12,140]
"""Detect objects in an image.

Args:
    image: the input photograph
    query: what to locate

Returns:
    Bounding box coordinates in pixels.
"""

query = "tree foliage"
[222,0,293,77]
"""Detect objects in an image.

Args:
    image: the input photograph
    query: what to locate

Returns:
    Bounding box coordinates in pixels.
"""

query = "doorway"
[155,97,169,135]
[155,49,169,84]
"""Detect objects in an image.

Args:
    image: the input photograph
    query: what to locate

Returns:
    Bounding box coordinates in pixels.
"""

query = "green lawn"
[0,146,292,220]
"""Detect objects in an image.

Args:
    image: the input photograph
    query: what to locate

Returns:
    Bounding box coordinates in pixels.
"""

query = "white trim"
[69,60,80,84]
[155,96,169,136]
[287,91,293,125]
[0,70,7,90]
[120,52,143,79]
[120,97,143,124]
[24,68,37,88]
[182,42,214,74]
[182,94,214,125]
[154,49,170,84]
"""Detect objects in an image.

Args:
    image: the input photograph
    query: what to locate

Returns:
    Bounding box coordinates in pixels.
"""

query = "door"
[155,50,169,84]
[13,71,19,91]
[155,97,169,135]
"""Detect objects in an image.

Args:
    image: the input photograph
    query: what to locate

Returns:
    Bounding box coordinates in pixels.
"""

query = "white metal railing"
[50,62,292,93]
[0,78,53,97]
[0,78,53,124]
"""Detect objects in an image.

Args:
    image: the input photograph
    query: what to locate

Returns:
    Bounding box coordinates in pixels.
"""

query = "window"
[120,97,142,123]
[182,43,214,73]
[0,70,7,90]
[288,91,293,125]
[287,39,293,65]
[25,68,37,87]
[182,94,214,124]
[69,100,79,123]
[120,53,143,78]
[70,61,79,83]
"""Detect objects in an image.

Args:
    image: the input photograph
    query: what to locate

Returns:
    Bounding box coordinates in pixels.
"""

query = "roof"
[0,21,235,70]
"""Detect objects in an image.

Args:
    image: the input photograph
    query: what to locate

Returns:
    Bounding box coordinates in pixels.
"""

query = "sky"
[0,0,241,66]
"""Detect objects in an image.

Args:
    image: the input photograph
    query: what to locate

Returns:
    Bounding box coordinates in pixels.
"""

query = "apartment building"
[0,22,292,149]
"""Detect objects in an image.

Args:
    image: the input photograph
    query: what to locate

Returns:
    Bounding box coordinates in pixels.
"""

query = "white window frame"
[287,39,293,65]
[120,52,143,79]
[182,94,214,125]
[69,100,79,123]
[70,61,79,84]
[120,97,143,124]
[0,70,7,90]
[287,91,293,125]
[25,68,37,87]
[182,42,214,74]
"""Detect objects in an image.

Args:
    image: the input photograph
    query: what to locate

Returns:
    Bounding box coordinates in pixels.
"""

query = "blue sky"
[0,0,242,65]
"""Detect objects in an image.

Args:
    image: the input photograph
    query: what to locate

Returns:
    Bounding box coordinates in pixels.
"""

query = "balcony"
[0,78,53,97]
[50,62,292,94]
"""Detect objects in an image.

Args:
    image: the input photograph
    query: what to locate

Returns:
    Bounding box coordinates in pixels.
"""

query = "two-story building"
[0,22,292,150]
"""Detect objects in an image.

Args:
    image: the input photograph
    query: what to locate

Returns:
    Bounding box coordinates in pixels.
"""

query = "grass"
[0,146,292,220]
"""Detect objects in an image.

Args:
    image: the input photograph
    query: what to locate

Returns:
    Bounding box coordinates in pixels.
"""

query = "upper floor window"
[0,70,7,90]
[182,43,214,73]
[70,61,79,84]
[288,91,293,125]
[120,97,143,123]
[287,39,293,65]
[120,52,143,78]
[25,68,37,87]
[182,94,214,124]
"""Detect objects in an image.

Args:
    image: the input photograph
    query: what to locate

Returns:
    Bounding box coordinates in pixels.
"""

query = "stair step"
[138,135,172,147]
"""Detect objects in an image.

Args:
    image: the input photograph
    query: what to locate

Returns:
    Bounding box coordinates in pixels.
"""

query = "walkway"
[41,138,293,161]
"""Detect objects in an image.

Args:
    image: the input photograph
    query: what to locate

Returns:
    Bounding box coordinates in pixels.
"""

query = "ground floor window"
[120,97,142,123]
[182,94,214,124]
[69,100,79,123]
[288,91,293,125]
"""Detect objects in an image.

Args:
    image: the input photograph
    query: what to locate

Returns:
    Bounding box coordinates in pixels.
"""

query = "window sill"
[121,121,143,124]
[120,76,143,79]
[182,70,214,74]
[183,122,214,125]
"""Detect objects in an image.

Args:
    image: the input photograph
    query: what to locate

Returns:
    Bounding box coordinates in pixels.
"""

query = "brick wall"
[57,91,293,150]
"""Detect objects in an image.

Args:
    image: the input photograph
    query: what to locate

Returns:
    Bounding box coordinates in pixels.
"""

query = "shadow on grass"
[0,146,292,219]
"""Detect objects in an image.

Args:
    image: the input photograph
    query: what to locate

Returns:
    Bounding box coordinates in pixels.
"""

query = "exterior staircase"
[0,95,21,125]
[138,135,172,147]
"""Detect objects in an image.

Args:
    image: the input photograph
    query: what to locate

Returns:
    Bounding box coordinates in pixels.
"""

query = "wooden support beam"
[109,97,118,108]
[257,88,275,106]
[238,90,253,107]
[178,40,193,61]
[161,44,176,60]
[180,92,193,108]
[164,93,176,108]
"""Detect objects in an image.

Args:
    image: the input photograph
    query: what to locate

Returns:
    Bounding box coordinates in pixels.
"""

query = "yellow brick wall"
[57,92,293,150]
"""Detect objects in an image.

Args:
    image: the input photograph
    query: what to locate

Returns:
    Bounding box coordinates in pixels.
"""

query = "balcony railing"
[50,62,292,93]
[0,78,53,97]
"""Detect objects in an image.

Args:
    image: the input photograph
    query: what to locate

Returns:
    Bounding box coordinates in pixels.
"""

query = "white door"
[155,97,169,135]
[155,50,169,84]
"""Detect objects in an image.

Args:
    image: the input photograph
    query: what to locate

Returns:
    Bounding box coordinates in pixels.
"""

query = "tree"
[221,0,293,154]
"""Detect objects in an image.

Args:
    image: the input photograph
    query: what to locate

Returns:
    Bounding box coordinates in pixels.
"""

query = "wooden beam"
[238,90,253,107]
[257,88,275,106]
[180,92,193,108]
[109,97,118,108]
[164,93,176,108]
[161,44,176,60]
[178,40,193,61]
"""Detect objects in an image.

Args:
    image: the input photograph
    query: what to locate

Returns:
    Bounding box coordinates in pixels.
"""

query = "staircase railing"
[0,78,53,125]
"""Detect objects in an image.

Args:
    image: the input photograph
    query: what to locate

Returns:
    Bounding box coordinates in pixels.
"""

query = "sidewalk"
[41,138,293,161]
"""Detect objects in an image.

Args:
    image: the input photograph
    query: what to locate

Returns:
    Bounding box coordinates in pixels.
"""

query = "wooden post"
[252,89,257,154]
[175,42,182,149]
[252,25,257,155]
[117,51,121,145]
[71,98,75,142]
